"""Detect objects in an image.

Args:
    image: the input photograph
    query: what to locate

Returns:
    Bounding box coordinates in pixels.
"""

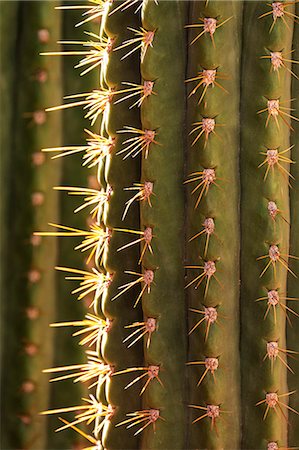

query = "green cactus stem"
[186,2,242,449]
[0,1,20,445]
[0,0,19,365]
[288,2,299,445]
[99,3,143,448]
[240,2,296,448]
[137,1,188,448]
[1,2,62,449]
[36,1,299,449]
[45,5,99,449]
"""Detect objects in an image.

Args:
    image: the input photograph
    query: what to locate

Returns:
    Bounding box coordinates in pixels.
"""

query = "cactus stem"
[111,268,155,306]
[55,266,112,305]
[189,404,228,430]
[113,365,163,395]
[187,357,219,387]
[116,409,163,436]
[114,27,155,62]
[114,226,153,263]
[122,181,154,220]
[257,98,299,130]
[117,126,160,159]
[189,306,219,341]
[257,245,298,279]
[186,68,229,104]
[123,318,156,349]
[263,341,298,373]
[259,2,299,32]
[256,390,298,421]
[258,145,295,181]
[186,16,233,47]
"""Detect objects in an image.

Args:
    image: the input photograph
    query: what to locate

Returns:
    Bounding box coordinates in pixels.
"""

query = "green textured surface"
[1,1,297,449]
[288,2,299,445]
[0,2,20,447]
[46,4,97,449]
[186,2,242,449]
[240,2,294,448]
[139,1,188,449]
[1,2,62,449]
[0,0,19,363]
[100,3,143,449]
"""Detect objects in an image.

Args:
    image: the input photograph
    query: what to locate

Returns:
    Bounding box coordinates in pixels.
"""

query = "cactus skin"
[0,0,19,361]
[288,3,299,445]
[100,3,143,449]
[186,2,242,449]
[240,2,294,448]
[46,6,98,450]
[139,1,188,448]
[0,2,20,447]
[1,2,62,449]
[38,1,299,449]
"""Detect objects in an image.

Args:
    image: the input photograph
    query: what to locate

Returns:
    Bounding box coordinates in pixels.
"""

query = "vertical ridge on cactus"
[28,1,299,449]
[186,2,242,448]
[99,2,143,449]
[241,1,296,448]
[138,1,188,448]
[287,2,299,446]
[1,2,63,449]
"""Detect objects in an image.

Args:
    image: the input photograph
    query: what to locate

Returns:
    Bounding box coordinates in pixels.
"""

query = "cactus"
[288,2,299,446]
[186,2,241,449]
[240,2,298,448]
[44,5,99,449]
[0,3,95,449]
[35,1,299,449]
[1,2,62,449]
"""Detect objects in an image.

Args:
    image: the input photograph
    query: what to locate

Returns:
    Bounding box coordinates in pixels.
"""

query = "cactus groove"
[1,2,62,449]
[39,1,298,449]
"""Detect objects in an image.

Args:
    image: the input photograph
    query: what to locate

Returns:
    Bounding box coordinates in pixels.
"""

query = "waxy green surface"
[186,2,242,449]
[240,2,294,448]
[100,3,143,449]
[140,1,188,449]
[1,2,62,449]
[288,2,299,446]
